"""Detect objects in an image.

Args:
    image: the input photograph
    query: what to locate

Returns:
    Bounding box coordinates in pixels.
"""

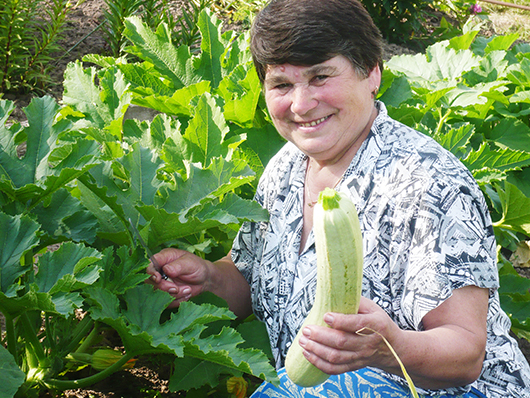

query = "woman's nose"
[290,84,318,115]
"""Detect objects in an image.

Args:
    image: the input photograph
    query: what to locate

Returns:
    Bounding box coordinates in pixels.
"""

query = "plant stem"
[435,108,452,136]
[45,315,56,351]
[493,219,513,231]
[43,352,135,390]
[60,316,96,356]
[1,310,19,363]
[19,312,47,365]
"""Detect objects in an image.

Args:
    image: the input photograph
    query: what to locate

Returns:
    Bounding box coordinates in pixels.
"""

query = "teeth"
[299,116,329,127]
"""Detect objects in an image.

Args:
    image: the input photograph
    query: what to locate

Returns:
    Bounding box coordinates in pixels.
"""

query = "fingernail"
[182,287,191,296]
[299,336,307,347]
[302,327,311,337]
[324,314,334,325]
[168,288,177,294]
[151,275,157,282]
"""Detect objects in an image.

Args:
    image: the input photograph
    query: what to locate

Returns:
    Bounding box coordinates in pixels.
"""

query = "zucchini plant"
[0,10,283,398]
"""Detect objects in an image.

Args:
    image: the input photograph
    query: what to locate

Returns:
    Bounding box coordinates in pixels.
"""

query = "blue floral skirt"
[251,367,487,397]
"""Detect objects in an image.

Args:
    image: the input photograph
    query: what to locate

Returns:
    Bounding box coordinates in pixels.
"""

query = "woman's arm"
[296,285,488,390]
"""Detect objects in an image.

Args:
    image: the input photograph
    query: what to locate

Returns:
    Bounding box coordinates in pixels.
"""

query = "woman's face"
[264,55,380,165]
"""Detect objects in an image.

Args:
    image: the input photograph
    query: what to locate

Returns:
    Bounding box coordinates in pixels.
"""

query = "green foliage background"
[0,11,283,398]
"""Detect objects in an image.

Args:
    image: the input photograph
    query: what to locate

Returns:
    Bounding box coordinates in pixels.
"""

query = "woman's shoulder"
[374,102,478,191]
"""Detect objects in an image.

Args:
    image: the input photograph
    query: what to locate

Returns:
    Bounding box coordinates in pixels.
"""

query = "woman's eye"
[275,83,291,90]
[313,75,328,84]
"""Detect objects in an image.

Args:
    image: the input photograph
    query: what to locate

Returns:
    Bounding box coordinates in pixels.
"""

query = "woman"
[149,0,530,396]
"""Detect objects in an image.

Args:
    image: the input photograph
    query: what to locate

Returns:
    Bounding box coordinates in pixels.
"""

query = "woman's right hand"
[147,248,211,308]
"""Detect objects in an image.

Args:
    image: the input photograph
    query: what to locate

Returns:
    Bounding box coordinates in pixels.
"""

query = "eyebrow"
[264,64,338,87]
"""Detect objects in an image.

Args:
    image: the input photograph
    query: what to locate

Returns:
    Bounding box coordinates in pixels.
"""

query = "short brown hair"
[250,0,383,83]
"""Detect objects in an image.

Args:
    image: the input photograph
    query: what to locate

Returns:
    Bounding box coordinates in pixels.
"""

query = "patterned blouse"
[231,102,530,397]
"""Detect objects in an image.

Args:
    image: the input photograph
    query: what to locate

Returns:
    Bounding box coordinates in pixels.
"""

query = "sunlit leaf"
[495,182,530,235]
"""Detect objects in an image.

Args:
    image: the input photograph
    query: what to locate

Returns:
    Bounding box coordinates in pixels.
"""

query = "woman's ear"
[368,65,382,96]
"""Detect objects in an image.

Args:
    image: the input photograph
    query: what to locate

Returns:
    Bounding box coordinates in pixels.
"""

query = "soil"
[2,1,530,397]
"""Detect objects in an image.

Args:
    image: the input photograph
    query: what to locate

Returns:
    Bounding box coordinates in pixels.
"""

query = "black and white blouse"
[232,102,530,397]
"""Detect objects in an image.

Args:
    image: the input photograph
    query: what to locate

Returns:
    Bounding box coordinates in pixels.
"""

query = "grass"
[480,0,530,41]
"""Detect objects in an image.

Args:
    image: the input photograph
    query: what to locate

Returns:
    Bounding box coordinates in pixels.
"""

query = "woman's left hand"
[297,296,401,375]
[296,286,489,390]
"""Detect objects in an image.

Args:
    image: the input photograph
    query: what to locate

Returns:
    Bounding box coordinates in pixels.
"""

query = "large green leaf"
[34,242,102,294]
[506,56,530,88]
[170,357,227,391]
[0,96,100,205]
[218,64,262,127]
[87,286,167,355]
[487,118,530,152]
[0,213,39,293]
[0,345,25,398]
[386,41,479,82]
[93,246,149,294]
[182,326,278,383]
[432,124,474,157]
[86,143,166,225]
[63,63,113,128]
[193,9,227,88]
[130,81,211,117]
[88,283,277,385]
[63,64,132,139]
[74,175,126,240]
[464,50,510,86]
[118,62,176,98]
[183,93,229,166]
[445,81,509,108]
[140,194,267,248]
[508,167,530,198]
[32,188,98,245]
[162,158,255,217]
[462,143,530,174]
[0,97,63,187]
[499,294,530,332]
[123,16,193,89]
[88,284,226,354]
[494,181,530,235]
[0,100,16,131]
[0,286,59,318]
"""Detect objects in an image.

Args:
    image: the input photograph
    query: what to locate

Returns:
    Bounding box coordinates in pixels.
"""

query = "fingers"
[298,324,379,373]
[152,247,189,267]
[297,298,398,374]
[146,248,209,307]
[146,263,168,284]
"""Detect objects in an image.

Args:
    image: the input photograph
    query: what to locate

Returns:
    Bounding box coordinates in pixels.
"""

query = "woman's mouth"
[298,115,330,128]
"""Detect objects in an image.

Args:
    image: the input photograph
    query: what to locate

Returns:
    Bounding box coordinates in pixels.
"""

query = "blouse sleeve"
[401,179,499,329]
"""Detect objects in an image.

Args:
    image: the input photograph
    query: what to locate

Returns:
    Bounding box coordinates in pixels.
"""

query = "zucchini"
[285,187,364,387]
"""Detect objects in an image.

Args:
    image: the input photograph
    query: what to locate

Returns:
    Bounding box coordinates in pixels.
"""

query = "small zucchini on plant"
[285,187,364,387]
